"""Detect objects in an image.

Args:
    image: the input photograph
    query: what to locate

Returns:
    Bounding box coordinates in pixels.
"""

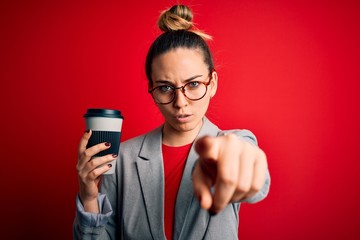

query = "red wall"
[1,0,359,239]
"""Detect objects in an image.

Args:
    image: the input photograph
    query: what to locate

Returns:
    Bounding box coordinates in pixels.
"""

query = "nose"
[173,88,188,108]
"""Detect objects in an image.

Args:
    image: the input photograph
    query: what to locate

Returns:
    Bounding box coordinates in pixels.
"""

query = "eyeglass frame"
[148,72,214,105]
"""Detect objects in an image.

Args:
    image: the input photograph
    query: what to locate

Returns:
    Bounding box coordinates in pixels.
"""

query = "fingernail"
[112,154,118,158]
[107,164,112,168]
[85,129,90,133]
[105,142,111,147]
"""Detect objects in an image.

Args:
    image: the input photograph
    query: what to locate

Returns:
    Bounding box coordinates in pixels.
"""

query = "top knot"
[158,5,212,40]
[158,5,193,32]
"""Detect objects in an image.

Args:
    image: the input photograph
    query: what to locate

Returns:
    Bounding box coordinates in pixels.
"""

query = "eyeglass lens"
[152,81,208,104]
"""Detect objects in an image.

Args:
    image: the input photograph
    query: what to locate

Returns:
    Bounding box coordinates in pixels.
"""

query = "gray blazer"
[73,117,270,240]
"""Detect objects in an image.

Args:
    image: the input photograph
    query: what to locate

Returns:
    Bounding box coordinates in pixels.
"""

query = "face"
[150,47,218,136]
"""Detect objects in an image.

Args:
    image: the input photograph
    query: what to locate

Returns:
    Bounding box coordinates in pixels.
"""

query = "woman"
[74,5,270,240]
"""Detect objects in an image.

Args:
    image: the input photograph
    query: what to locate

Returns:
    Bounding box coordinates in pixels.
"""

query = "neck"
[162,121,203,147]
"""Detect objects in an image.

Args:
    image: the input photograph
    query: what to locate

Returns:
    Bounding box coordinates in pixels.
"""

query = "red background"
[1,0,359,239]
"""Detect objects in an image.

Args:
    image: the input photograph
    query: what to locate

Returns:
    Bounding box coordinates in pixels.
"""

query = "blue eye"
[187,81,200,88]
[158,85,173,93]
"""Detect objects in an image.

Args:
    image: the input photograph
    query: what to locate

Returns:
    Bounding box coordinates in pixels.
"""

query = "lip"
[174,114,192,123]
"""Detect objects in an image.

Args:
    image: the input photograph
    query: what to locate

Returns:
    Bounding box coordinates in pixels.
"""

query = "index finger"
[195,136,220,160]
[78,129,92,155]
[192,163,214,210]
[211,135,241,213]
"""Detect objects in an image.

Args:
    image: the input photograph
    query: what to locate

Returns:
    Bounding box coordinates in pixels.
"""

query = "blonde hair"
[146,4,215,84]
[157,5,212,40]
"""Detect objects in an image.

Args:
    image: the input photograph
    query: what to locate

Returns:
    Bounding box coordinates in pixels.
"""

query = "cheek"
[156,104,171,115]
[195,97,211,112]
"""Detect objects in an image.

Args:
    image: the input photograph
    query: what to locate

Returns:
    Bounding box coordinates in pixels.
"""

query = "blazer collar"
[174,117,220,240]
[137,117,219,160]
[136,125,165,239]
[136,117,220,240]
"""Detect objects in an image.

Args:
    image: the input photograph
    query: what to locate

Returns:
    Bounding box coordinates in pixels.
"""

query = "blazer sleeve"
[73,173,118,239]
[219,129,271,204]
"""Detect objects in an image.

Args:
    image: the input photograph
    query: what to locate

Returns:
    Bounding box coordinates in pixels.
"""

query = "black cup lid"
[84,108,123,119]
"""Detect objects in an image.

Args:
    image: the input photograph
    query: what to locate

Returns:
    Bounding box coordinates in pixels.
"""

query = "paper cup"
[84,108,123,174]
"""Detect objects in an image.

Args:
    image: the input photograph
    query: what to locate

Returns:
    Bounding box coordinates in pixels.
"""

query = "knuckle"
[88,169,97,179]
[252,179,264,193]
[219,174,237,186]
[258,149,267,162]
[88,159,96,168]
[224,133,237,142]
[83,150,91,158]
[236,182,251,193]
[90,170,98,179]
[251,184,261,193]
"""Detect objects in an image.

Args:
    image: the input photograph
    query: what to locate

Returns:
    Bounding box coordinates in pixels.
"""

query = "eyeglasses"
[148,74,213,104]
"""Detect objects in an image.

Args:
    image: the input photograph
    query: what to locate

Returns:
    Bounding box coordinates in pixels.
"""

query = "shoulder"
[120,125,162,151]
[204,118,258,146]
[218,129,258,146]
[121,134,146,148]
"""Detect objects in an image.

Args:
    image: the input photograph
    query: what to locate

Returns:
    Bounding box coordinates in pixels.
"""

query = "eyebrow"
[154,75,203,85]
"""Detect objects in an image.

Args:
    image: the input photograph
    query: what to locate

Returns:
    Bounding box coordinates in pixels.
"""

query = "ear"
[209,71,218,98]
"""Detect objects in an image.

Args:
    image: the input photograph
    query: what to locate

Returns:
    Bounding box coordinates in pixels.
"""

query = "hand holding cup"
[76,108,123,213]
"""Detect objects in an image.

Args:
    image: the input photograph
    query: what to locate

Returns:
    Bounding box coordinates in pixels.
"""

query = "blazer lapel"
[136,126,166,240]
[174,117,220,240]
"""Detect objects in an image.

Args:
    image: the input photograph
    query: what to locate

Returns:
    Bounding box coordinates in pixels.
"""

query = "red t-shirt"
[162,143,192,240]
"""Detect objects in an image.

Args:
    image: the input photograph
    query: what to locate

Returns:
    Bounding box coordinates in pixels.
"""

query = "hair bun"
[157,5,212,40]
[158,5,193,32]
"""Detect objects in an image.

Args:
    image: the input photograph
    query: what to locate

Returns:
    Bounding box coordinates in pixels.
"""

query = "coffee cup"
[84,108,123,174]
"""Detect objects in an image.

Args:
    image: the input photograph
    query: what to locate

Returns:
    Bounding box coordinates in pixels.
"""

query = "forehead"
[151,48,208,80]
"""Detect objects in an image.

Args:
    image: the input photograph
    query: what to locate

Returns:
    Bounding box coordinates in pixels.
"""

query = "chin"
[176,124,194,132]
[171,119,202,133]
